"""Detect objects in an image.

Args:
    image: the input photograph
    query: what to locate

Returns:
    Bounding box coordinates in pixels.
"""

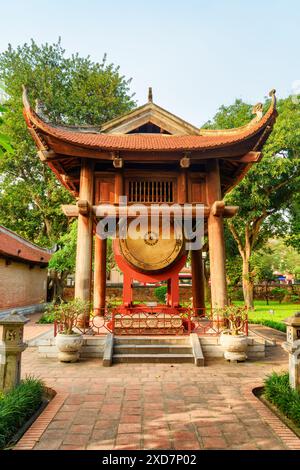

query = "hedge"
[264,372,300,428]
[0,377,44,449]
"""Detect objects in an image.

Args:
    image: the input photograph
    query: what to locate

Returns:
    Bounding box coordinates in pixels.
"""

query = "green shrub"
[271,287,288,304]
[154,285,167,304]
[0,377,44,449]
[291,294,300,303]
[38,310,55,324]
[264,372,300,428]
[248,316,286,332]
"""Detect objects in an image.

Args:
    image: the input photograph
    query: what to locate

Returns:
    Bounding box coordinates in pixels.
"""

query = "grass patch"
[0,377,44,449]
[264,372,300,428]
[233,300,299,332]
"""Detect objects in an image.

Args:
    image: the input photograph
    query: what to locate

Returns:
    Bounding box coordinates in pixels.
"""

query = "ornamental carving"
[6,329,17,342]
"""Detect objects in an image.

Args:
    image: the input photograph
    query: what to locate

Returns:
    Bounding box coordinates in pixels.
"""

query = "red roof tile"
[23,91,277,153]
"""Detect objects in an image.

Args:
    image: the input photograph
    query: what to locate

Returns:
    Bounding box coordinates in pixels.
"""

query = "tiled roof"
[23,89,277,153]
[0,226,52,265]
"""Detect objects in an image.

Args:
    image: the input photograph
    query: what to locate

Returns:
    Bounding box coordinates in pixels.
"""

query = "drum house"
[23,87,277,340]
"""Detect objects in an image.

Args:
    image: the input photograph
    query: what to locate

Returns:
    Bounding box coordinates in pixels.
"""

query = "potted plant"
[54,298,90,363]
[219,305,248,362]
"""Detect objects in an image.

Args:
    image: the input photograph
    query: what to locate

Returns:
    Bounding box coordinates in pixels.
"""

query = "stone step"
[114,335,190,345]
[113,353,195,364]
[114,344,193,355]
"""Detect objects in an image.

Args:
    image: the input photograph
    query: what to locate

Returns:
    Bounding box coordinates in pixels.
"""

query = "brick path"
[16,319,300,450]
[23,312,52,341]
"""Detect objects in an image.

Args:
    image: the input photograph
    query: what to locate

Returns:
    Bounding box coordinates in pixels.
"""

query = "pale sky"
[0,0,299,126]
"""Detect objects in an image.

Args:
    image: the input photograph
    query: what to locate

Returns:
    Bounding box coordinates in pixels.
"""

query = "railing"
[54,306,248,337]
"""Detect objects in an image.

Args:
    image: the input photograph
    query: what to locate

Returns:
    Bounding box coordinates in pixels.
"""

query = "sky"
[0,0,299,126]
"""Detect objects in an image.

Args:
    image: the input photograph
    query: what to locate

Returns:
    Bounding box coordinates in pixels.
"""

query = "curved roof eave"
[22,87,277,153]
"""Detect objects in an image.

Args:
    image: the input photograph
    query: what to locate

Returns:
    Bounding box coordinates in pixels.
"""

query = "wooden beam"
[226,151,262,163]
[37,149,57,161]
[61,203,238,219]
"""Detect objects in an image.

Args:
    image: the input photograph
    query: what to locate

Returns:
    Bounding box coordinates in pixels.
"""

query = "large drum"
[118,222,185,274]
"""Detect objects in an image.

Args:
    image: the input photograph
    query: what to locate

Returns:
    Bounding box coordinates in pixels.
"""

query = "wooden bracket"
[180,156,190,168]
[77,199,90,216]
[113,156,123,168]
[211,200,225,217]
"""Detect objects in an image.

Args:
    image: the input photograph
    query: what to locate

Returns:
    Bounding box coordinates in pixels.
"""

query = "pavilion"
[22,87,277,320]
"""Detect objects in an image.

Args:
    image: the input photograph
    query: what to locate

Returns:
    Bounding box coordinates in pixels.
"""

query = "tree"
[285,196,300,253]
[48,221,77,302]
[205,96,300,309]
[0,104,13,155]
[0,39,135,246]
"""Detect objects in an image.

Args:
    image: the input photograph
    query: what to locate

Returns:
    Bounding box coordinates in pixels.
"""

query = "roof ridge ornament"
[148,87,153,103]
[252,102,263,121]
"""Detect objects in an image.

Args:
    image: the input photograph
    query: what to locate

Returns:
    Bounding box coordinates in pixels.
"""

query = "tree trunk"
[48,271,67,303]
[242,256,254,309]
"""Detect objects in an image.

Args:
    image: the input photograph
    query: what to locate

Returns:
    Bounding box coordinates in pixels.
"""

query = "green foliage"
[203,99,253,129]
[38,306,55,324]
[286,197,300,253]
[264,372,300,427]
[48,220,77,274]
[154,285,167,303]
[227,286,244,302]
[248,318,286,332]
[0,104,13,155]
[206,95,300,307]
[0,39,135,246]
[271,287,288,303]
[0,376,44,449]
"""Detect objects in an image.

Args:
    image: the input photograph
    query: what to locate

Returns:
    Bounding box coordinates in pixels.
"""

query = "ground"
[15,313,300,451]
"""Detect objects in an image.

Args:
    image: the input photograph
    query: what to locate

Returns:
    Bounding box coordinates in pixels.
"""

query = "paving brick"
[118,423,142,434]
[202,436,228,449]
[69,424,94,434]
[17,325,300,452]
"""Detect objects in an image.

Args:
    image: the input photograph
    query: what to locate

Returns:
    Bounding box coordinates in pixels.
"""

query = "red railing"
[54,305,248,337]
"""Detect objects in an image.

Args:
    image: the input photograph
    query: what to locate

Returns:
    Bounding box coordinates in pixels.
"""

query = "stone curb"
[244,382,300,450]
[14,392,68,450]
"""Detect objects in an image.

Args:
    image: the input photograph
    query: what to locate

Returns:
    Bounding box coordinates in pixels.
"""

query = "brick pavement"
[15,326,300,450]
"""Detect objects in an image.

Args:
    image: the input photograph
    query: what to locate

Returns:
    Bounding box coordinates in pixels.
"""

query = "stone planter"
[220,330,248,362]
[55,332,83,363]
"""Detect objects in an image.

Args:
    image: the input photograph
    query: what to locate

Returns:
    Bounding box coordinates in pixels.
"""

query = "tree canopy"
[0,39,135,246]
[206,95,300,307]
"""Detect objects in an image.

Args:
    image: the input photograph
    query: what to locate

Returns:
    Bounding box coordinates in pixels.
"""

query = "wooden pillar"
[191,248,205,315]
[178,169,187,204]
[115,170,124,203]
[206,160,228,313]
[93,235,107,316]
[75,159,94,322]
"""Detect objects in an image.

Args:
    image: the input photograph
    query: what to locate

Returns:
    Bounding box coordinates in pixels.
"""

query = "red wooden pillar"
[93,235,107,316]
[191,248,205,315]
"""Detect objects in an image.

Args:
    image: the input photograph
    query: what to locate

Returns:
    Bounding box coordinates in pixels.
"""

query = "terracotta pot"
[220,331,248,362]
[55,332,83,363]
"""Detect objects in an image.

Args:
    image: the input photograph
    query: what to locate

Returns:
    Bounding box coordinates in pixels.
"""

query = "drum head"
[119,222,185,273]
